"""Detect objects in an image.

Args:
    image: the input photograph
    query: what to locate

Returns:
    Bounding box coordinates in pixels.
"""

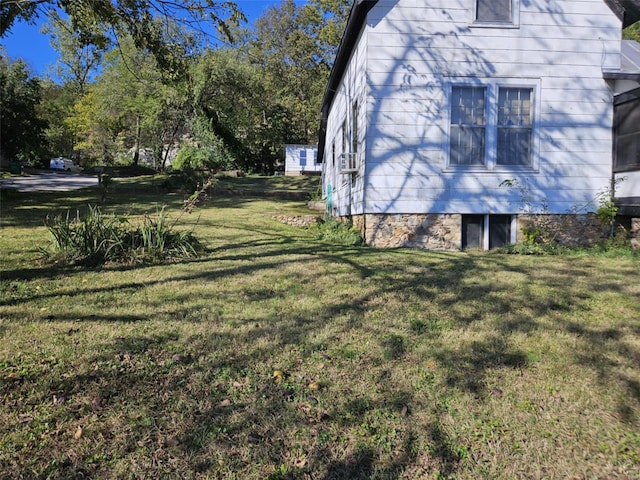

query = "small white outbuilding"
[284,145,320,176]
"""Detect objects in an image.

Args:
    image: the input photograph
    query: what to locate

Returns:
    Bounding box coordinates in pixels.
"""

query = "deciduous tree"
[0,54,47,162]
[1,0,244,77]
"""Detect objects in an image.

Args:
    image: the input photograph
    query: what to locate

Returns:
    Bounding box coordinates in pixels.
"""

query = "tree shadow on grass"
[435,336,529,397]
[2,223,640,478]
[322,445,375,480]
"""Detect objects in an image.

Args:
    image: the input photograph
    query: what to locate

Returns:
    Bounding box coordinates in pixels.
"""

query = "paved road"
[0,170,99,192]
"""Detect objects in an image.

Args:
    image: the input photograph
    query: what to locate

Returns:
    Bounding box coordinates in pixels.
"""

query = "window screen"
[614,95,640,171]
[450,87,486,165]
[352,101,359,153]
[497,87,532,166]
[476,0,512,23]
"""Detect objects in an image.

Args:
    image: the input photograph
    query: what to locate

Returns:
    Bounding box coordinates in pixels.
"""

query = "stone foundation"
[272,215,320,227]
[631,218,640,250]
[341,213,612,250]
[351,214,461,250]
[517,213,608,247]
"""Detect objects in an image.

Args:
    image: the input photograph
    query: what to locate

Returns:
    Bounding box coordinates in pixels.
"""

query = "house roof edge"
[317,0,378,163]
[604,0,640,28]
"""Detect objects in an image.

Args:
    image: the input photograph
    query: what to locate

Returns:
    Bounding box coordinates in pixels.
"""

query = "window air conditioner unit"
[339,152,359,174]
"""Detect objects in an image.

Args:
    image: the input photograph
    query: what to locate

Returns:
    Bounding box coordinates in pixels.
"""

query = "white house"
[610,40,640,221]
[284,144,321,176]
[319,0,640,249]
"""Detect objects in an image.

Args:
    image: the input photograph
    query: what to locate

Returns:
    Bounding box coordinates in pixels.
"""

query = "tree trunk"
[133,115,141,166]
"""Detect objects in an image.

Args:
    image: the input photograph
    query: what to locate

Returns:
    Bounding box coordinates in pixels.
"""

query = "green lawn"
[1,176,639,479]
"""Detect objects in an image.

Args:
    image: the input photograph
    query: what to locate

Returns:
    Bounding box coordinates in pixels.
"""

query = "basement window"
[462,214,516,250]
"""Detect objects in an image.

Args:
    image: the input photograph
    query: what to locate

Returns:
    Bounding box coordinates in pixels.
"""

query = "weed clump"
[315,217,363,246]
[43,205,205,266]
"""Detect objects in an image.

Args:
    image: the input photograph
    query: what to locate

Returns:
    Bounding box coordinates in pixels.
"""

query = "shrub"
[162,169,208,193]
[43,205,205,266]
[172,144,234,172]
[497,242,568,256]
[315,217,363,246]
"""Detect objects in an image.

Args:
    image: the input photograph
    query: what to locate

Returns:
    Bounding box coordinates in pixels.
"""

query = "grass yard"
[1,175,639,479]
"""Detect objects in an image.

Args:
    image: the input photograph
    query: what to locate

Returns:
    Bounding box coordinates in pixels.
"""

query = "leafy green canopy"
[0,56,47,162]
[0,0,245,75]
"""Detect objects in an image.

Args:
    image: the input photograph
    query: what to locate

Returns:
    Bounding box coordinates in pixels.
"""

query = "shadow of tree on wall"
[324,0,615,246]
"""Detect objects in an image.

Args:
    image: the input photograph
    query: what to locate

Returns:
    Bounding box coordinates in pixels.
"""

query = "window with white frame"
[474,0,519,27]
[448,81,536,170]
[339,102,361,174]
[450,86,486,166]
[497,88,532,166]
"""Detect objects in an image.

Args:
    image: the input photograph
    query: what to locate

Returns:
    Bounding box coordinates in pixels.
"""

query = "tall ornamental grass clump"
[43,205,204,266]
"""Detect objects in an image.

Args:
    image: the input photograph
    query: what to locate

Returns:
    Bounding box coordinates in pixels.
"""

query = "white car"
[50,157,82,172]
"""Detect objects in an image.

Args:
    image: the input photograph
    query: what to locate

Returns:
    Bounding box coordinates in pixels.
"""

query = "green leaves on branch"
[0,56,47,162]
[1,0,246,77]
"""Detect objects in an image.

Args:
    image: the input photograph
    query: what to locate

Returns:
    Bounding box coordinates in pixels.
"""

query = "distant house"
[285,145,320,176]
[319,0,640,249]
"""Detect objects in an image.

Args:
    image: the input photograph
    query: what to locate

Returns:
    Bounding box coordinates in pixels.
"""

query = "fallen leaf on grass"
[91,394,104,409]
[294,457,307,468]
[218,399,232,407]
[73,426,83,440]
[164,436,179,447]
[308,381,319,391]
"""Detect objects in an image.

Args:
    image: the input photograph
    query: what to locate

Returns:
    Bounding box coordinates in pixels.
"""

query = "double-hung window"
[447,80,537,170]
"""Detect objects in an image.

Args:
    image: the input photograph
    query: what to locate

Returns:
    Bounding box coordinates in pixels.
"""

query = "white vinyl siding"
[322,0,620,217]
[321,21,368,216]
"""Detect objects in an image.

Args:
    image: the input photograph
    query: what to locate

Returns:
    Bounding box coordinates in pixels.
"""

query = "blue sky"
[0,0,294,78]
